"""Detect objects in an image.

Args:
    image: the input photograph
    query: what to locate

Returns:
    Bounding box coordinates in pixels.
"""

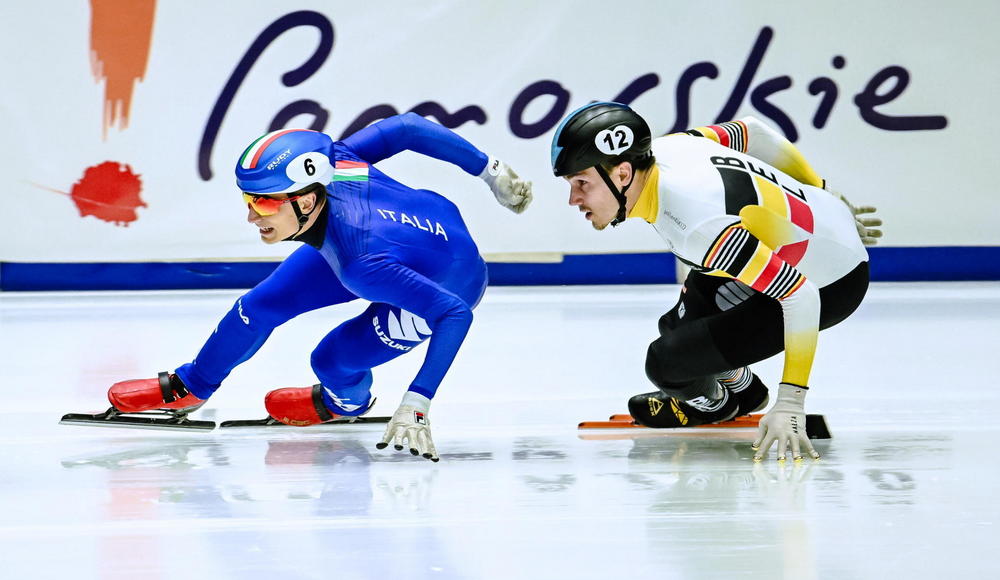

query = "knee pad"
[645,338,725,401]
[645,318,731,385]
[645,338,692,387]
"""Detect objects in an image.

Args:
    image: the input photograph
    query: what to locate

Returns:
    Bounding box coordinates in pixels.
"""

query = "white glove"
[479,155,532,214]
[825,183,883,246]
[376,391,439,462]
[752,383,820,461]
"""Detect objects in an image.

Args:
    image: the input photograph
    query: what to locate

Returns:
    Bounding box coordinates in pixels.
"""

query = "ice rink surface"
[1,282,997,579]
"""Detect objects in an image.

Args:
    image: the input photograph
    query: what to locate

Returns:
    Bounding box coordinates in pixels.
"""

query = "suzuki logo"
[387,309,432,342]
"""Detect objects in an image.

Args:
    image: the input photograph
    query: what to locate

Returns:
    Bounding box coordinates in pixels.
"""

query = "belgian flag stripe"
[704,224,742,268]
[748,253,784,293]
[732,120,749,151]
[754,176,788,218]
[776,240,808,266]
[787,194,815,233]
[778,276,807,300]
[708,125,730,147]
[765,263,797,297]
[713,228,745,271]
[704,225,764,278]
[726,232,760,275]
[717,167,758,216]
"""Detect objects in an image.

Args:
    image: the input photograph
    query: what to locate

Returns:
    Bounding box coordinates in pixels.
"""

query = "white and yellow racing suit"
[634,117,869,396]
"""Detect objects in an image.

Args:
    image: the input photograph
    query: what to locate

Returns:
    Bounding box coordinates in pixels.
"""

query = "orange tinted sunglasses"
[242,193,303,216]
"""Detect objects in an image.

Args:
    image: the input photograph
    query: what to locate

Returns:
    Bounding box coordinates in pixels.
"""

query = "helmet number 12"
[595,125,634,156]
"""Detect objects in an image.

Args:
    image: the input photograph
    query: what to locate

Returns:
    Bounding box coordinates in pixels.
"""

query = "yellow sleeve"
[679,117,824,188]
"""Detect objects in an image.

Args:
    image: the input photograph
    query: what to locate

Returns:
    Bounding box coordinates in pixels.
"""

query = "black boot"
[728,373,770,417]
[628,390,739,428]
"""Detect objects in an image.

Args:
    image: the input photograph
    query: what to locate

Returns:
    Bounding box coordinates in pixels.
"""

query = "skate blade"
[805,414,831,439]
[578,413,831,439]
[219,415,391,428]
[579,413,764,430]
[60,409,216,431]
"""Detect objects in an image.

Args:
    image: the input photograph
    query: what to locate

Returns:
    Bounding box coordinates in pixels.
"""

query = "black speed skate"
[627,390,739,428]
[628,370,771,428]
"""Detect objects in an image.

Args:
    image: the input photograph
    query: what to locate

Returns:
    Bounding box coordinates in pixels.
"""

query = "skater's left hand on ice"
[752,383,820,462]
[480,156,532,214]
[376,392,439,462]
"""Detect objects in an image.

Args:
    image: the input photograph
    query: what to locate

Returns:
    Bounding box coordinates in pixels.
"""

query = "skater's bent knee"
[645,340,691,385]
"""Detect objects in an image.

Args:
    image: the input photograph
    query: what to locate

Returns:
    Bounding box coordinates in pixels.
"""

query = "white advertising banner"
[0,0,993,262]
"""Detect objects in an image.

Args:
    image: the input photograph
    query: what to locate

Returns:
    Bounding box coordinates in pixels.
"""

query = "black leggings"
[644,262,869,399]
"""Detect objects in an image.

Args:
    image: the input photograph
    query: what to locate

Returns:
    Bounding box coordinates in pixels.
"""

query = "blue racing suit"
[175,113,490,415]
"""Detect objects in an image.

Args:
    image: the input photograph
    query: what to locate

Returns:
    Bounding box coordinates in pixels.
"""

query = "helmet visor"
[242,193,302,217]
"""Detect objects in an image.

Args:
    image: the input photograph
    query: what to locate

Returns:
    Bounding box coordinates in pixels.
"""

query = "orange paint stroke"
[90,0,157,138]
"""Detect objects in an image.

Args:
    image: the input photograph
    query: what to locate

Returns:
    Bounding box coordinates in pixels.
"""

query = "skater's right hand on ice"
[376,392,439,462]
[825,183,883,246]
[752,383,820,462]
[480,156,533,214]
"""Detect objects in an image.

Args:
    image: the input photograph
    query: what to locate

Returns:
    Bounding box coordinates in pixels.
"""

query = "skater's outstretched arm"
[682,117,882,246]
[341,112,532,213]
[341,112,488,174]
[679,117,823,187]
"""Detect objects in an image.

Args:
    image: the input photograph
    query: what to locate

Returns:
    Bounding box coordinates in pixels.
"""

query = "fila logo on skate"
[687,395,726,412]
[323,387,363,413]
[372,309,431,351]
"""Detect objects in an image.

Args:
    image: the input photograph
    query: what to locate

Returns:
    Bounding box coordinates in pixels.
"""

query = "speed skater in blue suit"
[105,113,533,461]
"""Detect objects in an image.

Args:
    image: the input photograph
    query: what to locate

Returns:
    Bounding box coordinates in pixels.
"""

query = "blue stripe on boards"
[2,247,998,290]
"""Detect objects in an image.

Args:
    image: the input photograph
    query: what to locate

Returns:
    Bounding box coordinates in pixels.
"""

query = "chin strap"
[594,166,634,227]
[282,199,315,241]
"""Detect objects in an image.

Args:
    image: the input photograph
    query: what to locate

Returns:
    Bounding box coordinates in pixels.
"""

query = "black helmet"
[550,102,652,177]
